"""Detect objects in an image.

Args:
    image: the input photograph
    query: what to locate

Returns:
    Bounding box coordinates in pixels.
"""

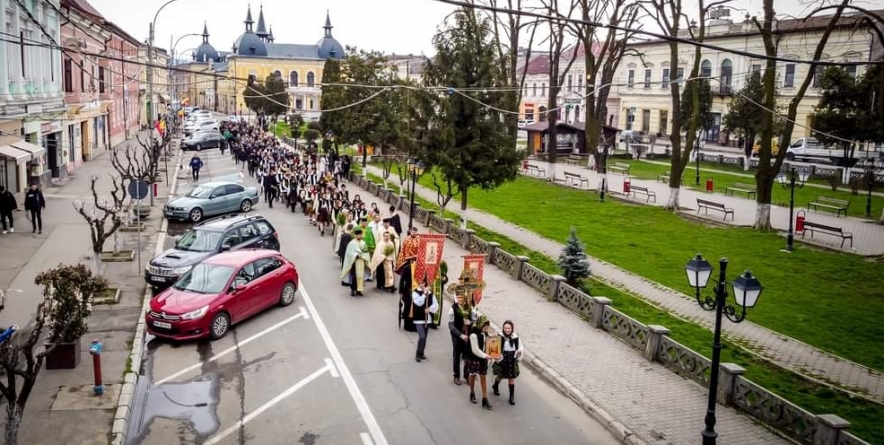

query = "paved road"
[128,148,620,445]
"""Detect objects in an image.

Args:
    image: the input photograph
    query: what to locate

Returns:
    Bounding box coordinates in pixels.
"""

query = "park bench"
[564,154,586,166]
[802,221,853,247]
[526,163,546,178]
[725,182,757,198]
[658,170,684,183]
[629,185,657,202]
[610,162,631,175]
[696,198,734,221]
[563,171,589,189]
[808,197,850,217]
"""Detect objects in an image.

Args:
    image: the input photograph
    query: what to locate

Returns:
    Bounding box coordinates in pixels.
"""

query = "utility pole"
[148,22,155,129]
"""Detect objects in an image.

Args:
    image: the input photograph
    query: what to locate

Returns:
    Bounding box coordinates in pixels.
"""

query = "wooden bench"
[610,162,631,175]
[629,185,657,202]
[725,182,757,198]
[658,170,684,183]
[808,197,850,217]
[564,154,586,166]
[696,198,734,221]
[526,163,546,177]
[802,221,853,247]
[563,171,589,188]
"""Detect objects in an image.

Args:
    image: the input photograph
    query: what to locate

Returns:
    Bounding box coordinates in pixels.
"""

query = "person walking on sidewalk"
[492,320,522,406]
[190,154,204,181]
[465,315,497,410]
[24,184,46,234]
[448,293,477,385]
[413,280,438,363]
[0,186,18,234]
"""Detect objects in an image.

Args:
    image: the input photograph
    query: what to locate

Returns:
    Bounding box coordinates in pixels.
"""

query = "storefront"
[0,120,28,198]
[22,121,50,186]
[40,121,65,180]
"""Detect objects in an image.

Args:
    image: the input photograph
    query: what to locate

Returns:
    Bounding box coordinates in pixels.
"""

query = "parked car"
[145,249,298,340]
[164,181,259,222]
[619,130,645,143]
[182,130,224,151]
[518,119,534,129]
[144,214,280,290]
[184,120,219,137]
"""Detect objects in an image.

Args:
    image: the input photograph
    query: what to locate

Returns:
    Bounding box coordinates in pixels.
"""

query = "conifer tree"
[558,227,591,286]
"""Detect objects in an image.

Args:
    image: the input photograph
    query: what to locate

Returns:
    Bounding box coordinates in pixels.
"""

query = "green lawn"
[364,171,884,443]
[269,121,292,139]
[625,160,884,218]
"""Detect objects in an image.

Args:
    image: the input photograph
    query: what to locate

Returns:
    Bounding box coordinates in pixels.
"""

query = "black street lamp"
[685,254,763,445]
[407,159,425,230]
[776,167,809,252]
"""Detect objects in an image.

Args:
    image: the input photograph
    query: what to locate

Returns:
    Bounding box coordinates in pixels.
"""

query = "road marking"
[202,363,332,445]
[155,307,308,384]
[300,284,390,445]
[360,433,374,445]
[325,358,340,378]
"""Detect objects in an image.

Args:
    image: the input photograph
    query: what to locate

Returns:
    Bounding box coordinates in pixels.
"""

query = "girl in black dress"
[464,315,497,410]
[492,320,522,405]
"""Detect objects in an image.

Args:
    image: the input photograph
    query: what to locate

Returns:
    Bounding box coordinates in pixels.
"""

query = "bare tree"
[432,171,461,214]
[541,0,581,180]
[111,132,169,206]
[72,175,127,275]
[751,0,852,229]
[378,152,401,189]
[576,0,642,169]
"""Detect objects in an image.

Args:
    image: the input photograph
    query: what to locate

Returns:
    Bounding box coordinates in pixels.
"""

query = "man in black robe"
[388,205,403,237]
[337,224,353,267]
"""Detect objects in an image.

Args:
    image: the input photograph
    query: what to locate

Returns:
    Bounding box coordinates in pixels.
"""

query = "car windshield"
[173,263,234,294]
[187,186,214,199]
[175,229,222,252]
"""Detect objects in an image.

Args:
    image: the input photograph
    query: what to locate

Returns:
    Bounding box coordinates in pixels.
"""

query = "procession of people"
[216,118,523,409]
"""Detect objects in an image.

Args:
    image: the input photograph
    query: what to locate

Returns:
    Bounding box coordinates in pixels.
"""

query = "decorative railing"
[602,306,649,351]
[701,153,722,163]
[367,182,379,195]
[491,249,519,277]
[721,155,744,167]
[811,165,843,179]
[468,235,492,255]
[448,225,468,246]
[837,433,873,445]
[415,207,429,224]
[656,336,712,388]
[733,377,819,445]
[521,263,553,294]
[429,214,447,232]
[556,282,596,320]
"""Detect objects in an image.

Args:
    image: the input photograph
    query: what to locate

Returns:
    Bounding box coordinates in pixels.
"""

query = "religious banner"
[463,254,486,304]
[413,234,447,288]
[485,335,502,360]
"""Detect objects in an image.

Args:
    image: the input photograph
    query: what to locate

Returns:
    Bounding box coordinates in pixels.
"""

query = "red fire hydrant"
[90,340,103,396]
[623,178,631,194]
[796,210,806,233]
[706,177,714,193]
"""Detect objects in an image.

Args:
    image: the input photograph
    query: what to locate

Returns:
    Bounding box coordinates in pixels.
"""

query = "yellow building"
[179,5,345,120]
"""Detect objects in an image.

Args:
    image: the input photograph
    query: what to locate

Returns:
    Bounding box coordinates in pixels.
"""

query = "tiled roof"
[265,43,321,60]
[62,0,104,20]
[524,55,550,75]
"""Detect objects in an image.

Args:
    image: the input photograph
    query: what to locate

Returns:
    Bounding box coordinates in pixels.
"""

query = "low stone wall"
[348,170,871,445]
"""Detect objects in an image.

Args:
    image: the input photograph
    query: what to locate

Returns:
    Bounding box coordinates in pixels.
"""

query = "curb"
[111,143,183,445]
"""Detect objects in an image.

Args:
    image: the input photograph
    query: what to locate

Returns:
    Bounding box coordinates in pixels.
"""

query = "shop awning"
[0,145,30,164]
[10,140,46,158]
[159,94,171,103]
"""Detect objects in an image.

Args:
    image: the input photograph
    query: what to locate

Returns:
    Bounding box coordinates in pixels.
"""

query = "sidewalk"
[364,164,884,405]
[349,175,789,445]
[0,134,176,445]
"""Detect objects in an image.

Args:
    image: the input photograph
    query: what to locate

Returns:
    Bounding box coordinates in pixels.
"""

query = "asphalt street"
[128,147,621,445]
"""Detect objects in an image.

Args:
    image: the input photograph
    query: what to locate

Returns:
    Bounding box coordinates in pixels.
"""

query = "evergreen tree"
[723,72,765,156]
[263,73,289,119]
[319,57,346,143]
[679,79,714,136]
[557,227,591,286]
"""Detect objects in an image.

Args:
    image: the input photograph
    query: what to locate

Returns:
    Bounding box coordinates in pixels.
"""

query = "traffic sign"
[128,180,149,200]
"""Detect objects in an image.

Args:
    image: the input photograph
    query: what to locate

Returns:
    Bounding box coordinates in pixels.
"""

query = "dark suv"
[144,214,280,290]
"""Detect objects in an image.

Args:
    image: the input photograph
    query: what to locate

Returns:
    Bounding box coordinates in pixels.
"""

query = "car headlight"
[182,305,208,320]
[171,265,192,275]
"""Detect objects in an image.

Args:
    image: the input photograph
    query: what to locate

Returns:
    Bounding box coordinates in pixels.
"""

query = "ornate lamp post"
[776,167,809,252]
[685,254,763,445]
[407,158,425,230]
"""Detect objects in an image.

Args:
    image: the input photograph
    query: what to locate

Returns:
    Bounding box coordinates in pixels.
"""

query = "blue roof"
[266,43,321,60]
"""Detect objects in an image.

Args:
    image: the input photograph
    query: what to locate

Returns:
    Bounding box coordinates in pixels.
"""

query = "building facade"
[614,10,877,144]
[104,22,141,148]
[138,45,170,126]
[0,0,65,194]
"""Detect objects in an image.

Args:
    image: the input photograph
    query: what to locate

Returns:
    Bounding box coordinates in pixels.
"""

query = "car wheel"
[196,144,202,151]
[189,207,203,222]
[279,282,296,306]
[240,200,252,212]
[210,312,230,340]
[785,152,795,161]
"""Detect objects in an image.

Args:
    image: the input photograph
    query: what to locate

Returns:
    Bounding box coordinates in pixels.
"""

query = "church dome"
[194,22,220,63]
[233,5,268,57]
[317,12,345,59]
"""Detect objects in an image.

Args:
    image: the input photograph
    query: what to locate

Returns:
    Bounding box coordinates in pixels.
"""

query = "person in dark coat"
[388,205,403,237]
[23,184,45,234]
[0,186,18,234]
[337,223,354,267]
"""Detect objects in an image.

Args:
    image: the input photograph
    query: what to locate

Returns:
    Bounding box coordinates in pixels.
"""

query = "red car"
[146,249,299,341]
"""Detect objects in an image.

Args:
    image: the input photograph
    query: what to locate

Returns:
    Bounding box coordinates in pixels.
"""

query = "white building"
[613,10,878,145]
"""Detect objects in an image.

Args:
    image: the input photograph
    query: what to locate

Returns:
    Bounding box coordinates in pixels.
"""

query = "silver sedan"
[163,182,259,222]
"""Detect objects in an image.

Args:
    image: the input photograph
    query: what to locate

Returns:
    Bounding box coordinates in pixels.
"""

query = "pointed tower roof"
[256,4,269,38]
[201,21,209,43]
[318,11,344,59]
[244,4,254,31]
[195,21,220,63]
[324,10,333,37]
[268,25,275,43]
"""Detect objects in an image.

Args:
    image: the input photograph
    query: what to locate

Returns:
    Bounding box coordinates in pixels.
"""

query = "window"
[99,67,105,93]
[254,257,282,277]
[644,69,651,88]
[662,69,670,88]
[532,83,537,96]
[720,59,732,93]
[210,186,228,198]
[63,59,73,92]
[578,76,583,92]
[812,69,822,88]
[80,62,85,91]
[289,71,298,86]
[273,70,281,79]
[91,66,96,91]
[627,69,635,88]
[20,30,26,77]
[541,83,546,96]
[567,74,573,91]
[221,231,242,249]
[700,60,712,78]
[751,64,762,74]
[295,98,303,109]
[641,109,651,133]
[659,110,669,135]
[239,224,258,242]
[225,184,245,195]
[676,67,684,83]
[255,221,273,235]
[845,65,857,80]
[784,63,795,87]
[307,72,315,87]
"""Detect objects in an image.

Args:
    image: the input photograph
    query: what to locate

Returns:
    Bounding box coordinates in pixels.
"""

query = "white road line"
[325,358,340,378]
[299,284,390,445]
[202,363,332,445]
[360,433,374,445]
[155,307,308,385]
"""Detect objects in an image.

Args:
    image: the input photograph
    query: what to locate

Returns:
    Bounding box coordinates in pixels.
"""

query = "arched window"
[538,105,548,121]
[532,83,537,96]
[289,71,299,87]
[273,70,282,79]
[720,59,733,93]
[307,72,315,87]
[700,60,712,78]
[574,105,581,122]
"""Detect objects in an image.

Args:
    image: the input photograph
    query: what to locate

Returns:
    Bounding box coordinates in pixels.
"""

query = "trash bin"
[706,177,714,193]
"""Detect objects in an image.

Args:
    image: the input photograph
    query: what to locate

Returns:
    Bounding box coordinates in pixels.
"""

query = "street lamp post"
[776,167,809,252]
[685,254,763,445]
[407,159,425,230]
[695,130,702,186]
[148,0,185,129]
